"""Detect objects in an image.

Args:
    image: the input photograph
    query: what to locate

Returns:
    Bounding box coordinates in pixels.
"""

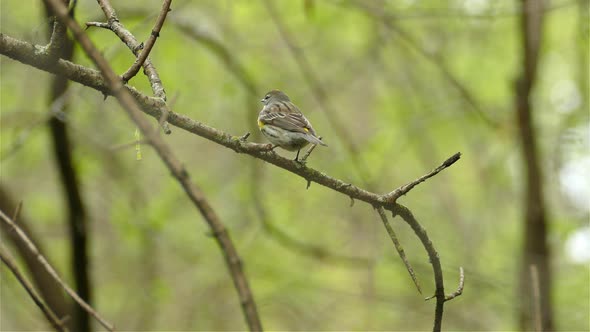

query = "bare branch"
[382,152,462,202]
[299,140,320,164]
[0,210,115,331]
[85,21,110,29]
[11,200,23,222]
[391,205,446,332]
[0,247,66,332]
[376,206,422,294]
[121,0,171,82]
[445,267,465,301]
[0,187,70,324]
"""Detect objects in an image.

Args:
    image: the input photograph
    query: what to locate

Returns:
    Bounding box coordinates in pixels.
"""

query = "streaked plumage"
[258,90,326,160]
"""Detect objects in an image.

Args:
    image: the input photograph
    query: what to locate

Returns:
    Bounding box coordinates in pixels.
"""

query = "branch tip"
[240,132,251,141]
[445,266,465,301]
[12,200,23,222]
[443,152,462,167]
[382,152,462,203]
[300,141,318,163]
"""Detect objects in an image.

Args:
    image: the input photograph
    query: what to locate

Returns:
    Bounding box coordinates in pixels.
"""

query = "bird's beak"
[260,99,265,103]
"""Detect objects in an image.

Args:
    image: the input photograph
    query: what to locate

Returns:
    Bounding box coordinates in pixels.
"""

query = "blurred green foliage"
[1,0,588,331]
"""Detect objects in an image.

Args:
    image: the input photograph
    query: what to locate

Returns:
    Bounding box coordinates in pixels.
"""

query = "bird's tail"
[304,134,328,147]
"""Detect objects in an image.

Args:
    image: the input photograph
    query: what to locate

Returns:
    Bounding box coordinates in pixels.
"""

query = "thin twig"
[444,267,465,301]
[0,187,71,324]
[0,247,67,332]
[0,210,115,331]
[382,152,462,202]
[299,140,320,164]
[120,0,171,82]
[12,200,23,223]
[85,21,110,29]
[376,206,422,294]
[240,132,251,141]
[44,1,263,330]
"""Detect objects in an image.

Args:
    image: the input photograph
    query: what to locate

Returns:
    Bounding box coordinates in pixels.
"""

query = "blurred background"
[1,0,588,331]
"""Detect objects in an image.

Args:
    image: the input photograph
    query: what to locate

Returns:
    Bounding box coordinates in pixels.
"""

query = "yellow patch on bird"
[257,120,265,128]
[304,128,309,132]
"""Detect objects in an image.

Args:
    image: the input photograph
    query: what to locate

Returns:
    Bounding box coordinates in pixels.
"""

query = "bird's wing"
[259,102,317,135]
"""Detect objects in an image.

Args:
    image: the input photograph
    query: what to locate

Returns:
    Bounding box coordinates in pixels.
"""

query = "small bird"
[258,90,327,161]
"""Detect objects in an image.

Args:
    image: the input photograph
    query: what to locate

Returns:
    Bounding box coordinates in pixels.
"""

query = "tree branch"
[390,204,445,332]
[0,186,70,324]
[444,267,465,301]
[375,206,422,294]
[120,0,171,82]
[0,210,115,331]
[0,247,66,332]
[382,152,461,202]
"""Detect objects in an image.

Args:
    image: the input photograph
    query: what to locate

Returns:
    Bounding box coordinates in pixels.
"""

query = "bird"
[258,89,327,161]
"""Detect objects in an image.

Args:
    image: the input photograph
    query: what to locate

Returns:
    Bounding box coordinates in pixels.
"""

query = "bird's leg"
[265,144,279,151]
[294,149,301,161]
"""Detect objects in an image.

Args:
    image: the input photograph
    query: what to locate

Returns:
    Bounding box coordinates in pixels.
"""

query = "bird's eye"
[265,95,270,99]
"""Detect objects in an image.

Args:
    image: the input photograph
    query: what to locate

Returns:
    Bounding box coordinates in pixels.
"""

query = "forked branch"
[0,210,115,331]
